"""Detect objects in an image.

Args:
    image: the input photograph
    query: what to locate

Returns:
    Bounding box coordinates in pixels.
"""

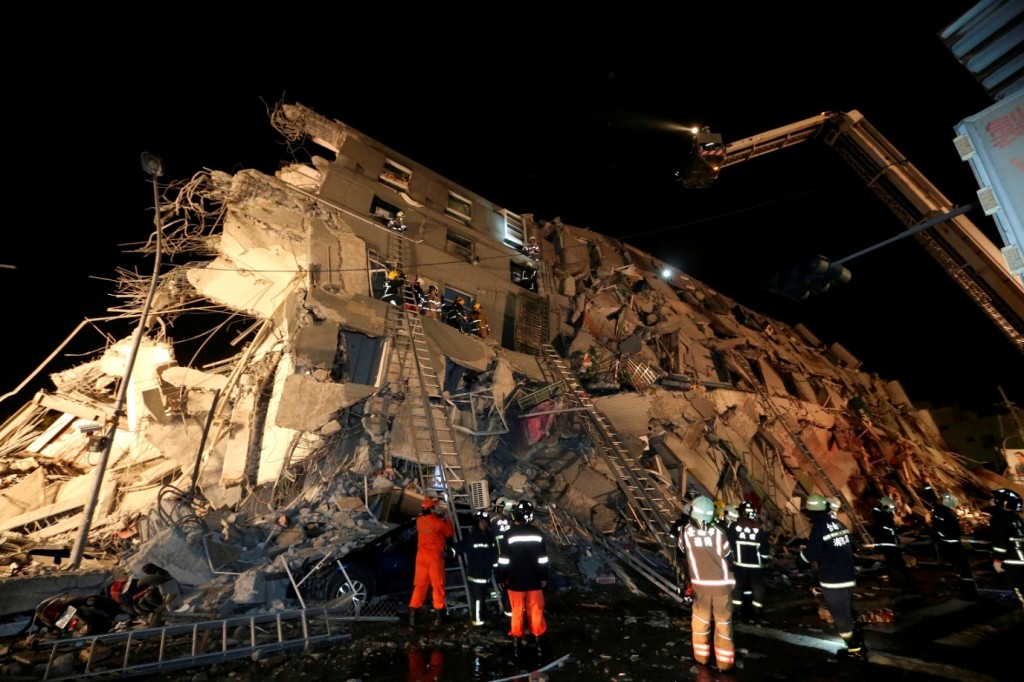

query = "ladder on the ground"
[38,607,356,681]
[538,344,678,558]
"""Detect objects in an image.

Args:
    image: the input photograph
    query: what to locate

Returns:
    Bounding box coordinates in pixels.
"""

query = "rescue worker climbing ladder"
[409,498,455,626]
[382,268,405,307]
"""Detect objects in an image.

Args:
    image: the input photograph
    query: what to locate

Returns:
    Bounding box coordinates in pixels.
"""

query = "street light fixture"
[69,152,165,569]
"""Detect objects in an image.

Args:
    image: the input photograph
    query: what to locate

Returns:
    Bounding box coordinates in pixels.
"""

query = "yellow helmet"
[473,302,482,311]
[455,296,465,305]
[387,270,399,280]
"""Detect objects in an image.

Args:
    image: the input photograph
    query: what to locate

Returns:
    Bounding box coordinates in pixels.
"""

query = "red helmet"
[422,498,439,510]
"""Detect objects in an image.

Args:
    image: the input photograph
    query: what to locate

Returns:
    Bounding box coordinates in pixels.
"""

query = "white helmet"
[690,496,715,525]
[495,496,515,513]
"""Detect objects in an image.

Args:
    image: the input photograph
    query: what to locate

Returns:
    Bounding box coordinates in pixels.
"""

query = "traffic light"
[762,255,851,302]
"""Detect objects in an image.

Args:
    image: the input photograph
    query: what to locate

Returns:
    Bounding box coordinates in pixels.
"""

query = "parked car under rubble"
[293,515,465,609]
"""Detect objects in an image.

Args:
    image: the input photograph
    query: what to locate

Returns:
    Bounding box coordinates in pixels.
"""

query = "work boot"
[512,636,523,656]
[434,609,444,625]
[534,634,546,656]
[408,608,418,626]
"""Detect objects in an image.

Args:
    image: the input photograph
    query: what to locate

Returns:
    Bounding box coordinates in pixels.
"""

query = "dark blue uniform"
[454,524,498,625]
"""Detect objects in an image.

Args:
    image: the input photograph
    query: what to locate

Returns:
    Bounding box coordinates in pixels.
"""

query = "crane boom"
[708,110,1024,353]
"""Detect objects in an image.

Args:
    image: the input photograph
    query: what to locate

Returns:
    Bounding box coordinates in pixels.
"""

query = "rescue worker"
[443,296,468,332]
[870,496,914,589]
[491,496,516,616]
[719,504,740,535]
[931,491,979,598]
[423,285,442,320]
[988,488,1024,607]
[678,495,735,672]
[713,499,727,528]
[453,510,499,625]
[388,210,408,232]
[799,493,865,660]
[497,500,549,654]
[728,501,771,623]
[920,482,939,512]
[523,236,540,260]
[468,302,490,339]
[382,268,405,307]
[412,276,426,314]
[409,498,455,626]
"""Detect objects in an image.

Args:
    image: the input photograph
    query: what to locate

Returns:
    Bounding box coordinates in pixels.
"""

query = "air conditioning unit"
[469,480,490,511]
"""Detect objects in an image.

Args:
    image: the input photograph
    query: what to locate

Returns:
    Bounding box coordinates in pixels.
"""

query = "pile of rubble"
[1,103,1018,635]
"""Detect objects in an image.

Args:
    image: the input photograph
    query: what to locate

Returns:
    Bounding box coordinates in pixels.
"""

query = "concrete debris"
[0,100,1021,647]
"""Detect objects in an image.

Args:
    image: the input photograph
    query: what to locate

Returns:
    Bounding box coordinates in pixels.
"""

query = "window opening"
[379,158,412,193]
[446,191,473,223]
[503,210,525,248]
[446,230,475,261]
[370,195,402,227]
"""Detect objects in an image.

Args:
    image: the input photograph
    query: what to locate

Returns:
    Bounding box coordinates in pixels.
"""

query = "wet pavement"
[4,554,1021,681]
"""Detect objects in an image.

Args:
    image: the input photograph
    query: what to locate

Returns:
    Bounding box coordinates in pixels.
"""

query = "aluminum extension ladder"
[538,344,678,557]
[382,229,480,615]
[739,356,873,547]
[39,606,355,681]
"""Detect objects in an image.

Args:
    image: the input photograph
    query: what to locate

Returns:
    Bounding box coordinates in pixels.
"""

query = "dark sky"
[3,5,1022,420]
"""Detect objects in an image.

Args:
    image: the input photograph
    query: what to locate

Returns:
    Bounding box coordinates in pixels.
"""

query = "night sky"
[2,5,1021,420]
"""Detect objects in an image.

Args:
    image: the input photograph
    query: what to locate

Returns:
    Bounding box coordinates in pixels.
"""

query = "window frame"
[503,210,525,248]
[379,158,412,193]
[445,191,473,224]
[446,229,475,262]
[369,195,402,226]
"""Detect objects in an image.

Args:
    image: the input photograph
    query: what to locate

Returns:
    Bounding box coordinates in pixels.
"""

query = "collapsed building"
[1,100,1020,628]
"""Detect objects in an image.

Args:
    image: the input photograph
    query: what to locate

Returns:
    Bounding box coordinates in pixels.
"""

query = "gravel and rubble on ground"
[1,100,1022,680]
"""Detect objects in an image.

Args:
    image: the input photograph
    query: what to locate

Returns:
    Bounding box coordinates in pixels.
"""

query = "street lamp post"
[69,153,165,569]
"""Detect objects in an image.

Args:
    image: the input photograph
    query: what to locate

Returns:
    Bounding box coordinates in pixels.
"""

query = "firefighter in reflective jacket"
[453,511,499,625]
[727,501,771,623]
[800,494,864,659]
[989,488,1024,607]
[468,302,490,339]
[497,500,548,651]
[931,492,979,597]
[409,498,455,626]
[490,496,516,615]
[869,497,913,589]
[679,496,735,672]
[443,296,468,332]
[382,269,405,307]
[523,236,540,260]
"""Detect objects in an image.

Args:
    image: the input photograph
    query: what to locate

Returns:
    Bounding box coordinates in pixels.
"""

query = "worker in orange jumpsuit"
[497,500,549,655]
[408,498,455,626]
